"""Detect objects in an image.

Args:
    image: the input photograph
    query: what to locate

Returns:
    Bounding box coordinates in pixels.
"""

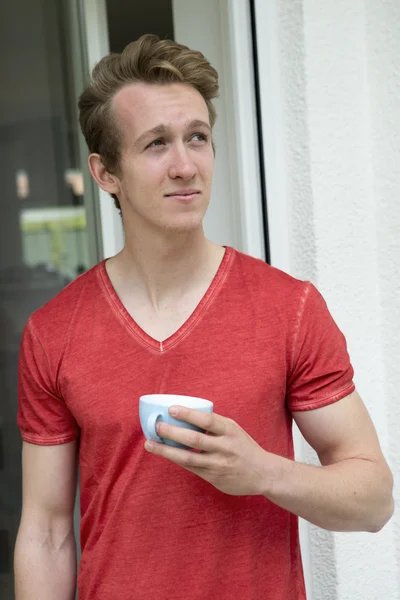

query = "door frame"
[80,0,125,258]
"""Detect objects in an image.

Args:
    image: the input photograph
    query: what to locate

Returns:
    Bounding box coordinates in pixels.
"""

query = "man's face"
[110,82,214,234]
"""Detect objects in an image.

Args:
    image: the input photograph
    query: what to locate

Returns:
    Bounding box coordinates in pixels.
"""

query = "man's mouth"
[165,189,200,197]
[165,190,201,202]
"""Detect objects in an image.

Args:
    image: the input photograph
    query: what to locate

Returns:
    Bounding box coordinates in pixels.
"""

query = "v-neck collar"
[98,246,234,353]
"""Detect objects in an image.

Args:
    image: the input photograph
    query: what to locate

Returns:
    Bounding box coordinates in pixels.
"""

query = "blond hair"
[78,34,219,210]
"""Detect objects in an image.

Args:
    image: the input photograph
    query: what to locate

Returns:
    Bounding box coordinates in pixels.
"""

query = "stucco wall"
[268,0,399,598]
[364,3,400,595]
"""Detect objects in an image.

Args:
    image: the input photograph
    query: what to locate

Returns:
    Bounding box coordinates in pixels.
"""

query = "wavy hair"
[78,34,219,210]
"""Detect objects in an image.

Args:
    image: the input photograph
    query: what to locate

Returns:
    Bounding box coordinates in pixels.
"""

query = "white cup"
[139,394,213,449]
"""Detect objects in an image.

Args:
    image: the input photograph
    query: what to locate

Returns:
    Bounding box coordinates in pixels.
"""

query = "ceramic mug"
[139,394,214,449]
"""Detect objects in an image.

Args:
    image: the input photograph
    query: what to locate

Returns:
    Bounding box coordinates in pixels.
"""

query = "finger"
[168,407,229,436]
[156,422,219,452]
[144,439,209,470]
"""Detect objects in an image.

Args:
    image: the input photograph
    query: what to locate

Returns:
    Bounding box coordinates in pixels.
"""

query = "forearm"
[14,527,77,600]
[262,453,394,532]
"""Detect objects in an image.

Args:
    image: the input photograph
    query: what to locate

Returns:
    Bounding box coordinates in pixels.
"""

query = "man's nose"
[168,144,197,179]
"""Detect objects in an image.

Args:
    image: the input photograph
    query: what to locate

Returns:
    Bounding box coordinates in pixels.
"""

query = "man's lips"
[165,190,200,197]
[165,190,201,203]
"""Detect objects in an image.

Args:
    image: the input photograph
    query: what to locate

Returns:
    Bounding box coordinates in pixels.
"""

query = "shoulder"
[229,248,310,301]
[26,261,104,348]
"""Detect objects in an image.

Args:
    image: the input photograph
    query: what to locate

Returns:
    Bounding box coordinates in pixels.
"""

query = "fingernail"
[145,441,153,451]
[169,406,178,416]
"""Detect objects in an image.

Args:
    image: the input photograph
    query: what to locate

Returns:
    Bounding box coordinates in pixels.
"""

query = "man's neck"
[106,227,224,310]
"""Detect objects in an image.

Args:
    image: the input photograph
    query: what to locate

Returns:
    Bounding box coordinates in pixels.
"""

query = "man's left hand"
[144,406,272,496]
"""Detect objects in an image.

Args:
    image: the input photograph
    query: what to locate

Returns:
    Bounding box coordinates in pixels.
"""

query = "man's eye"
[148,139,164,148]
[191,134,207,142]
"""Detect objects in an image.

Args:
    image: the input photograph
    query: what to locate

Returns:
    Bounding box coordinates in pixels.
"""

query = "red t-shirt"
[17,247,354,600]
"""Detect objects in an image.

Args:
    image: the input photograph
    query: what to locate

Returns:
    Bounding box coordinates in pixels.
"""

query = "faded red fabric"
[18,247,354,600]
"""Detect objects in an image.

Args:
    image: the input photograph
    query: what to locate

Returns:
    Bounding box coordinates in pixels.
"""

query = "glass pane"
[0,0,98,595]
[106,0,174,52]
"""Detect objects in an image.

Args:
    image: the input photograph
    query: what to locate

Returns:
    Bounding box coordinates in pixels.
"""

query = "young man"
[14,34,393,600]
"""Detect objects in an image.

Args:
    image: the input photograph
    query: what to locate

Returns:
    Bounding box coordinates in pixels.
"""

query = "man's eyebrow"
[134,124,167,147]
[134,120,211,147]
[188,119,212,133]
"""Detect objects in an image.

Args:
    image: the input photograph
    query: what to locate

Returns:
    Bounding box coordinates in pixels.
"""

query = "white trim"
[253,0,291,273]
[82,0,124,258]
[254,0,312,597]
[220,0,265,260]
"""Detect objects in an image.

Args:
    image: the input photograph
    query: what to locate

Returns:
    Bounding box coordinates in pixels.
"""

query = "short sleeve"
[17,318,79,445]
[286,283,355,412]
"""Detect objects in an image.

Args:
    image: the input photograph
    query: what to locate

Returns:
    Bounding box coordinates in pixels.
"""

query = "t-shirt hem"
[288,381,355,412]
[20,432,79,446]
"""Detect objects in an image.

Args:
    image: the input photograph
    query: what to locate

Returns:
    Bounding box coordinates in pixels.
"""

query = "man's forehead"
[112,82,209,127]
[113,82,156,109]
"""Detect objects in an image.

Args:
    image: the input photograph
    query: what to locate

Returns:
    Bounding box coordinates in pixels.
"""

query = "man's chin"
[164,221,204,235]
[125,209,207,237]
[160,213,206,234]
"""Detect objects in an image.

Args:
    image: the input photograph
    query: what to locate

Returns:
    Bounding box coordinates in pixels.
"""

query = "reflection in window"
[15,170,30,200]
[0,2,96,596]
[20,206,88,281]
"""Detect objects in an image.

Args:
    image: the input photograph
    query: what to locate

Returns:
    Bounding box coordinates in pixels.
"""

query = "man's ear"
[88,154,121,195]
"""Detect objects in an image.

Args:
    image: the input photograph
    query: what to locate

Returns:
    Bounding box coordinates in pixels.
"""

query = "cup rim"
[139,394,213,409]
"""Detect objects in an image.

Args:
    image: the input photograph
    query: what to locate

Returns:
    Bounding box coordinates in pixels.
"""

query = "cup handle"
[147,413,163,442]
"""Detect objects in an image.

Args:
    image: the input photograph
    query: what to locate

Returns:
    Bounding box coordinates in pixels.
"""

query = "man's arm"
[143,391,394,533]
[265,391,394,532]
[14,440,78,600]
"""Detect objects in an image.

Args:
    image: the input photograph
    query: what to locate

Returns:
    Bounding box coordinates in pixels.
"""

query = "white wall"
[365,1,400,595]
[256,0,400,598]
